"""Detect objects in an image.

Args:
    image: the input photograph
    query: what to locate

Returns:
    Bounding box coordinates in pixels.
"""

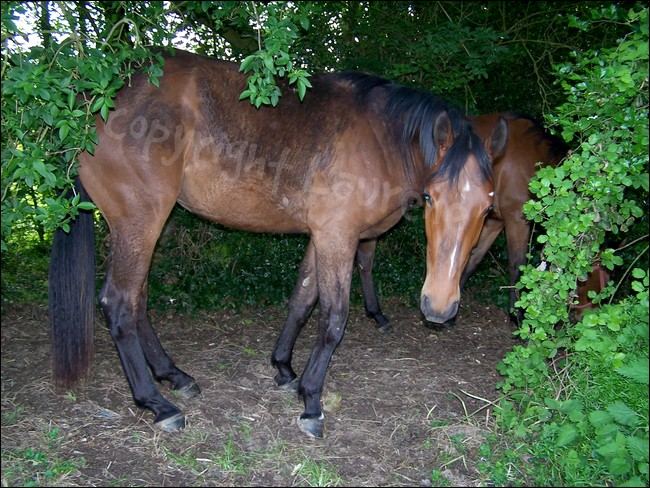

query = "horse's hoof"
[155,412,186,432]
[275,372,299,391]
[277,377,299,392]
[377,323,392,334]
[297,413,324,439]
[175,381,201,400]
[368,312,390,331]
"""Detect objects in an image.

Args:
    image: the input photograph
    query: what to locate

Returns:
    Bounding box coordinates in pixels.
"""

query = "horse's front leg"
[271,240,318,390]
[504,214,530,326]
[297,233,356,438]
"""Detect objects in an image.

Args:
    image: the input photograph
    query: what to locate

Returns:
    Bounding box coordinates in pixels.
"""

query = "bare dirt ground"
[1,296,515,487]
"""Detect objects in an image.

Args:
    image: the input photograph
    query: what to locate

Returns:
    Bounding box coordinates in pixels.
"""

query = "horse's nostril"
[420,295,432,313]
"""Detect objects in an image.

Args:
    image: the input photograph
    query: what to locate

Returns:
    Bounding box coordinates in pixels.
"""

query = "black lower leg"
[101,284,182,426]
[272,243,317,387]
[357,240,390,330]
[135,294,198,395]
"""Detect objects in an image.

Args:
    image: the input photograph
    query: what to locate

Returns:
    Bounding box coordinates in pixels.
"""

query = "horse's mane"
[332,72,491,185]
[502,112,569,164]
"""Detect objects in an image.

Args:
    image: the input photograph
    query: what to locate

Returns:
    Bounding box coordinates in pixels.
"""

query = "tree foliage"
[2,1,631,250]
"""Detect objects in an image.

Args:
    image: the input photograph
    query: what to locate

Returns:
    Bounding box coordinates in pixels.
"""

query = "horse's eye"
[423,193,432,206]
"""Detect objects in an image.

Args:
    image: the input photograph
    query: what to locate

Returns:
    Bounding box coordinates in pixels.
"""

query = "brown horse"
[571,260,610,321]
[357,113,568,329]
[49,50,507,438]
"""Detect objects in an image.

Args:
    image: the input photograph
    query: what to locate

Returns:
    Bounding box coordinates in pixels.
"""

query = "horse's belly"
[178,176,307,233]
[359,207,405,239]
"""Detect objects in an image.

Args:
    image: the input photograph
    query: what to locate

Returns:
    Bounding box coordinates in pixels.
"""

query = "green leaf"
[33,160,47,178]
[597,439,626,458]
[607,401,640,427]
[59,124,70,142]
[589,410,613,427]
[616,358,649,384]
[556,425,577,446]
[76,202,96,211]
[91,96,105,113]
[238,89,253,101]
[609,456,632,476]
[627,436,649,462]
[262,53,275,72]
[297,80,306,101]
[240,54,258,73]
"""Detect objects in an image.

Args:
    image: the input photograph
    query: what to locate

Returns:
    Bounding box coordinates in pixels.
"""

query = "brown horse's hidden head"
[420,114,508,323]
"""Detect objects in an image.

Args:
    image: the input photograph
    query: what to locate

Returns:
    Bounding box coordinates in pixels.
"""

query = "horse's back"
[78,50,403,237]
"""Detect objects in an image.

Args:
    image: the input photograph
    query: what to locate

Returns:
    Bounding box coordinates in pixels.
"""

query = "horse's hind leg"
[136,286,201,399]
[271,240,318,390]
[101,223,185,432]
[357,239,390,332]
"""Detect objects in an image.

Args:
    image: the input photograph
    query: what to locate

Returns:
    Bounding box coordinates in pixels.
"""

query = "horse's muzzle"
[420,295,459,324]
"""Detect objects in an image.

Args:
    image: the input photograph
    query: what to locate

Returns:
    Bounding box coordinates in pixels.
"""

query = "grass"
[430,469,452,487]
[209,435,249,475]
[474,345,649,487]
[476,437,527,486]
[159,431,346,485]
[292,458,342,487]
[163,446,202,473]
[2,404,25,426]
[1,447,86,487]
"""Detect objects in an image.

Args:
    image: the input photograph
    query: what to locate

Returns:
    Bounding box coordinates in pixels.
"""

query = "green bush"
[489,6,649,486]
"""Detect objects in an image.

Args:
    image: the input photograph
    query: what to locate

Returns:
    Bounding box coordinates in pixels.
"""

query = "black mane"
[334,72,491,185]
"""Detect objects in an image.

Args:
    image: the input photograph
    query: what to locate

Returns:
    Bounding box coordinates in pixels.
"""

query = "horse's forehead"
[427,156,492,200]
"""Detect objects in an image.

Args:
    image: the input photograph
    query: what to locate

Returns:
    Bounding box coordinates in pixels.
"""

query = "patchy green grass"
[430,468,452,487]
[291,458,342,487]
[209,435,249,475]
[2,446,86,487]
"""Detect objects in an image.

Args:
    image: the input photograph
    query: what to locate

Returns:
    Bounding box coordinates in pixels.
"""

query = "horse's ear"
[487,116,508,161]
[433,111,452,150]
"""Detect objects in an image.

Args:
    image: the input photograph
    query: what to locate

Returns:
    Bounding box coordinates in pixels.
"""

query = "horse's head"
[420,113,508,323]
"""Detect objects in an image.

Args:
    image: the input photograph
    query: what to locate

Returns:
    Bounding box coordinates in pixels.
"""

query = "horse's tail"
[49,177,96,389]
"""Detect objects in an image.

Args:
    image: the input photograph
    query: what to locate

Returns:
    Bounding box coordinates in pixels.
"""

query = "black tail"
[49,178,96,389]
